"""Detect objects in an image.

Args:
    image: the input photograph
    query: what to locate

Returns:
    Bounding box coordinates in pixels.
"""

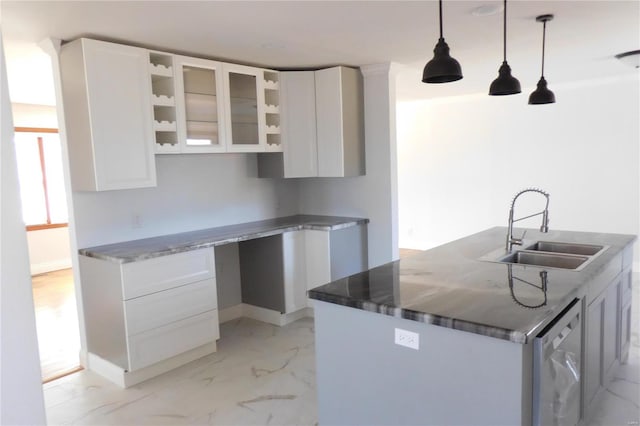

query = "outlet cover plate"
[395,328,419,350]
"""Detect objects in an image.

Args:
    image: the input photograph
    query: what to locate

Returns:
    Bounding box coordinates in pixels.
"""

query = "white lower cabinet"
[583,259,633,420]
[128,310,219,371]
[282,230,310,314]
[80,248,219,383]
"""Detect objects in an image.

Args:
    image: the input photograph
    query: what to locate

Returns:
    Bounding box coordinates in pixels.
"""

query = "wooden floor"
[32,268,82,382]
[399,248,423,258]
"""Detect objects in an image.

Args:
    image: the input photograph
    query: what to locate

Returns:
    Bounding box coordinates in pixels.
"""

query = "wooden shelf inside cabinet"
[152,94,175,106]
[264,104,279,114]
[154,120,177,131]
[265,133,282,152]
[263,80,279,90]
[265,125,280,134]
[149,63,173,77]
[155,142,181,154]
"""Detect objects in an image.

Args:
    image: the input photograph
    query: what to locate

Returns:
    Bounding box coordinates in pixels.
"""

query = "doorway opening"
[13,126,82,382]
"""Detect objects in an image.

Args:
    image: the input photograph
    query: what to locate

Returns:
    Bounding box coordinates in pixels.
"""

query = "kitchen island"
[309,227,635,426]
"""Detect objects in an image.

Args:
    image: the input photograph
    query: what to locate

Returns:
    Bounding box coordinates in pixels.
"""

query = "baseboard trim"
[31,259,72,275]
[219,303,314,326]
[218,304,244,323]
[87,341,217,388]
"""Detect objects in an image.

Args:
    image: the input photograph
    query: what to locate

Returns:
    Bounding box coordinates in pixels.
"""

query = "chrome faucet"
[506,188,550,252]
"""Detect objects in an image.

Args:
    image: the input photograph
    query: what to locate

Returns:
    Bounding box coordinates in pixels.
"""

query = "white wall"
[27,227,72,274]
[73,154,299,248]
[397,75,640,264]
[0,34,47,426]
[298,64,399,268]
[11,102,58,128]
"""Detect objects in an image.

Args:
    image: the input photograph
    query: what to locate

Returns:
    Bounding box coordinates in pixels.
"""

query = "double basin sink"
[482,241,607,271]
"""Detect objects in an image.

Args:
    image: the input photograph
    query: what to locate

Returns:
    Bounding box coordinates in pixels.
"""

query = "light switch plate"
[395,328,419,350]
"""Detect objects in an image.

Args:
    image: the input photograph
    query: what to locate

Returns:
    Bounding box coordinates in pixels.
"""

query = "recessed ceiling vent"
[615,50,640,68]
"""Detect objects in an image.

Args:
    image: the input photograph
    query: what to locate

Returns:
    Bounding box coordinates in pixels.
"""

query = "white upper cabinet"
[281,71,318,177]
[315,67,365,177]
[222,63,267,152]
[173,56,227,153]
[258,66,365,178]
[60,39,157,191]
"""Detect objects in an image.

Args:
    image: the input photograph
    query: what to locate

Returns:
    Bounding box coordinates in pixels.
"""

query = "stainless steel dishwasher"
[533,299,582,426]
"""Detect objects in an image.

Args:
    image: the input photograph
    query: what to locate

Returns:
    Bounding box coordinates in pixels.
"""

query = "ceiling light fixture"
[529,14,555,105]
[489,0,520,95]
[422,0,463,83]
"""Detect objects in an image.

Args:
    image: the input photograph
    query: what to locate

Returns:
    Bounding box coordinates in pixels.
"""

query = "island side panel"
[314,301,531,426]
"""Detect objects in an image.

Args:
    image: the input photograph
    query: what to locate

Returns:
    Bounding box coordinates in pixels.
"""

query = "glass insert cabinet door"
[222,63,266,152]
[174,56,227,152]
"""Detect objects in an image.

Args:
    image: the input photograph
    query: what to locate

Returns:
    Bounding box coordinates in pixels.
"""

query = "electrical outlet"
[132,214,143,229]
[395,328,419,350]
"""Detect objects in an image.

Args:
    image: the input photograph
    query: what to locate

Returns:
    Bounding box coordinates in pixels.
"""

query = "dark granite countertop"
[309,227,635,344]
[79,215,368,263]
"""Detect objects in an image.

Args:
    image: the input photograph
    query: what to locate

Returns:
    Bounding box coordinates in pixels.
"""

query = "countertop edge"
[79,216,369,264]
[308,291,527,344]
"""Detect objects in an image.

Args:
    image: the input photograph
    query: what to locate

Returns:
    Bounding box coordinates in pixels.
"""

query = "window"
[13,127,68,230]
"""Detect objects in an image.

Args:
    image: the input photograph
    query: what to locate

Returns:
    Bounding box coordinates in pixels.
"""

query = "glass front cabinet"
[151,53,279,154]
[174,56,227,153]
[222,64,267,152]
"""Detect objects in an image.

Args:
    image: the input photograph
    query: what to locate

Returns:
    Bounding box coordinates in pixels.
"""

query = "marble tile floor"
[44,317,318,425]
[44,303,639,426]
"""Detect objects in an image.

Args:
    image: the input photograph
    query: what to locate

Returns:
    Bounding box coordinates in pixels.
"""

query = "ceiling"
[2,1,638,105]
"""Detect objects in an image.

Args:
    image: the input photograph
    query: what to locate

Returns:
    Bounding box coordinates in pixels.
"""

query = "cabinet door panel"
[283,231,308,313]
[585,299,603,406]
[122,249,215,300]
[281,72,318,177]
[174,56,227,153]
[305,230,331,308]
[620,300,632,363]
[315,67,345,176]
[82,40,156,190]
[603,282,619,375]
[124,279,217,335]
[223,64,266,152]
[127,310,219,371]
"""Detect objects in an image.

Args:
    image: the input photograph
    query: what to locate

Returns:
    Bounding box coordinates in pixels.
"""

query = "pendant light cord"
[502,0,507,62]
[541,20,546,77]
[439,0,444,39]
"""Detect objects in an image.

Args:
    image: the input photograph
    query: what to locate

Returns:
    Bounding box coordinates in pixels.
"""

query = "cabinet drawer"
[127,309,219,371]
[122,249,215,299]
[124,279,217,335]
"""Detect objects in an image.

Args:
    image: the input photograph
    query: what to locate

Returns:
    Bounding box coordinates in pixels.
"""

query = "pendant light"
[529,14,556,104]
[422,0,463,83]
[489,0,520,95]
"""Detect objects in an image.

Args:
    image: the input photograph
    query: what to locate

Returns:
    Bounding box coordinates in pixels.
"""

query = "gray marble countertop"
[79,215,368,263]
[309,227,635,344]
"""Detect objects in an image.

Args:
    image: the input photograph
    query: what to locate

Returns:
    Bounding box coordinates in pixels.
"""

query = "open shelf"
[152,94,175,106]
[154,120,177,132]
[149,52,178,153]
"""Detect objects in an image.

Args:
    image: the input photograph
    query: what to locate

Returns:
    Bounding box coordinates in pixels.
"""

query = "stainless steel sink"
[479,240,608,271]
[524,241,604,256]
[498,251,589,270]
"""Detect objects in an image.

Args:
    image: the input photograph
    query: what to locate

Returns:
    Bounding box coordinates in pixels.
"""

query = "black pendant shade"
[422,38,463,83]
[489,0,520,95]
[529,77,555,104]
[489,61,521,95]
[529,14,555,105]
[422,0,463,83]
